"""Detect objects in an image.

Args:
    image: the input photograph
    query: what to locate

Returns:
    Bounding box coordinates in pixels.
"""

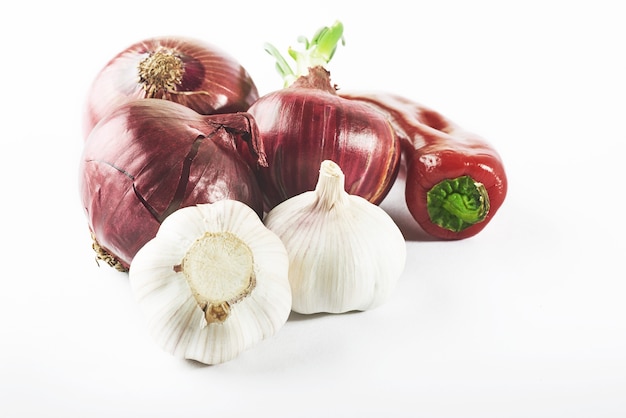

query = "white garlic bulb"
[128,199,291,365]
[264,160,407,314]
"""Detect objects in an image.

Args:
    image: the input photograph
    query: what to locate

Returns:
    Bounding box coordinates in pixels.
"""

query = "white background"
[2,1,624,417]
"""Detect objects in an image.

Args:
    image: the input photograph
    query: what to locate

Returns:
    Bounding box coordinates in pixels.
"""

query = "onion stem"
[264,20,345,87]
[138,48,184,97]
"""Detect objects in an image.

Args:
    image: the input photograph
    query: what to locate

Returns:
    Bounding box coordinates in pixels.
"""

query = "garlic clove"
[129,199,291,365]
[264,160,406,314]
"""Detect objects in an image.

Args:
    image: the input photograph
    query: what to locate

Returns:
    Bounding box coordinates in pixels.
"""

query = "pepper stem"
[264,20,345,87]
[426,176,490,232]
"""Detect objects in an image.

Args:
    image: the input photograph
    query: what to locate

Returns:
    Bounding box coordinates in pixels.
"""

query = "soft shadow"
[288,310,364,322]
[183,358,213,369]
[387,207,436,242]
[380,174,438,242]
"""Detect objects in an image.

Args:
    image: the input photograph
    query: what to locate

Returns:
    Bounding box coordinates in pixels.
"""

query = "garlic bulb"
[128,200,291,365]
[263,160,406,314]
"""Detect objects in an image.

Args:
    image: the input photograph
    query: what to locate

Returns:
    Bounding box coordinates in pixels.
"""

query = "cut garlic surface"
[128,200,291,365]
[264,160,407,314]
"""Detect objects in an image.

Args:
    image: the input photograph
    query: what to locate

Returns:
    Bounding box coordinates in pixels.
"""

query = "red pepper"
[342,92,508,240]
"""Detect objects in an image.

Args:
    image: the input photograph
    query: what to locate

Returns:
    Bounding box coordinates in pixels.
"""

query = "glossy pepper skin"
[342,92,508,240]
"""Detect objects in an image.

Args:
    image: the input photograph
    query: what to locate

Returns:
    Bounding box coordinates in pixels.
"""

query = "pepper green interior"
[426,175,490,233]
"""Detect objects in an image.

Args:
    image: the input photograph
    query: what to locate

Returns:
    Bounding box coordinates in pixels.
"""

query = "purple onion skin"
[246,67,401,210]
[79,99,264,270]
[83,36,259,140]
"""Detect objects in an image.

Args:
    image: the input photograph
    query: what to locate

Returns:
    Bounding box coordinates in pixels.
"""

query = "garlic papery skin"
[128,199,291,365]
[263,160,407,314]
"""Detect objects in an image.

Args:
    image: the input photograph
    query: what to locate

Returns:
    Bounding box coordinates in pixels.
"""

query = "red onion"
[79,98,266,271]
[246,22,401,210]
[83,36,259,139]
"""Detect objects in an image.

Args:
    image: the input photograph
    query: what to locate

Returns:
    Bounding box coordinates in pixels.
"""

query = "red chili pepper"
[342,92,508,240]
